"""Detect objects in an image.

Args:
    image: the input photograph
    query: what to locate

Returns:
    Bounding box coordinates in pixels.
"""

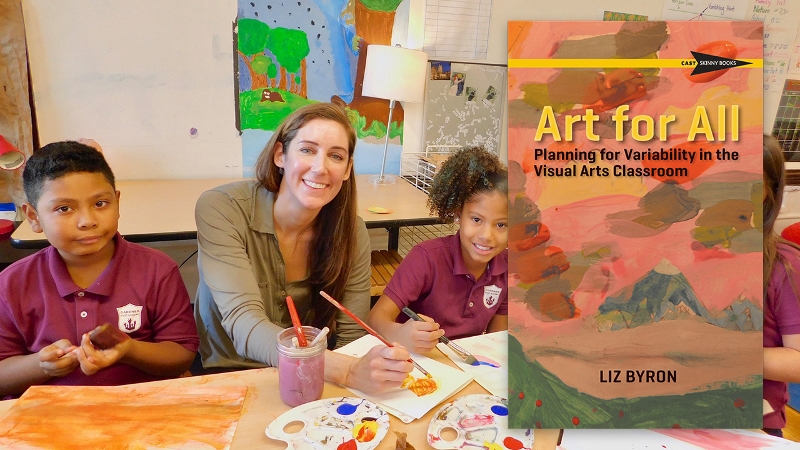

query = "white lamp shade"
[362,45,428,103]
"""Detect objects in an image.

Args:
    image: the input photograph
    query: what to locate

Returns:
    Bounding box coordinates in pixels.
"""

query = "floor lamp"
[361,44,428,185]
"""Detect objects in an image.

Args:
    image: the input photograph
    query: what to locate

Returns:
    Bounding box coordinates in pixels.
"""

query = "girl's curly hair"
[427,146,508,222]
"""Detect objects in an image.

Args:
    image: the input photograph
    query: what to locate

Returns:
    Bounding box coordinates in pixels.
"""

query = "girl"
[763,134,800,437]
[367,146,508,354]
[193,103,411,394]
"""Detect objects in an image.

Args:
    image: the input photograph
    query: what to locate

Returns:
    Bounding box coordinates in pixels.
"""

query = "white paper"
[334,335,474,423]
[423,0,492,60]
[436,330,508,397]
[661,0,748,20]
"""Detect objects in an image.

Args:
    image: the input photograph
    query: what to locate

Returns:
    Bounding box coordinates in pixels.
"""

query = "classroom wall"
[23,0,795,175]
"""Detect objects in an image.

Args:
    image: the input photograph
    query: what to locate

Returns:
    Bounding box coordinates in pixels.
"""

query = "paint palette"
[265,397,390,450]
[427,395,533,450]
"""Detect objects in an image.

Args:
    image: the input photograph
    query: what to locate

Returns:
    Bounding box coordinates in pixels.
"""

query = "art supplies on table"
[0,384,248,449]
[436,331,508,397]
[334,334,474,423]
[427,394,533,450]
[277,326,327,406]
[265,397,389,450]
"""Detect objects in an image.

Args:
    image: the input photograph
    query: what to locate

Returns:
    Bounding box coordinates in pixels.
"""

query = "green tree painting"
[238,18,313,131]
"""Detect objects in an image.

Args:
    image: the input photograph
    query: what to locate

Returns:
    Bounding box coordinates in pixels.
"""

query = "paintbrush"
[401,307,478,365]
[285,296,308,347]
[319,290,432,378]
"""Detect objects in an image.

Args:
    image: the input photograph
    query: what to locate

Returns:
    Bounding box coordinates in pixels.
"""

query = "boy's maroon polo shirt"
[0,233,198,388]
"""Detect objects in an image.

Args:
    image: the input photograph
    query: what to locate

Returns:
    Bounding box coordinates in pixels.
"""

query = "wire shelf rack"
[400,145,461,194]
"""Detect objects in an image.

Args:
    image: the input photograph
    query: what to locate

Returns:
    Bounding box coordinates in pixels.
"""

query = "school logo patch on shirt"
[483,285,502,309]
[117,303,143,333]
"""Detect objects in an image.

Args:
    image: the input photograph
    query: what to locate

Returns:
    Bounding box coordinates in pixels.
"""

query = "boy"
[0,141,198,396]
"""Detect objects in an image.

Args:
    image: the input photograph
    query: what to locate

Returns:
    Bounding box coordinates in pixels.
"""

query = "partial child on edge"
[763,135,800,438]
[367,146,508,354]
[0,141,198,397]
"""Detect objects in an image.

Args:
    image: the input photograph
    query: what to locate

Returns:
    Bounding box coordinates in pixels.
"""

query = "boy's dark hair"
[427,146,508,222]
[23,141,116,208]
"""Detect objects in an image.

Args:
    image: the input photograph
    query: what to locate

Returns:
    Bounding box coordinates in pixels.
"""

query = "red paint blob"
[733,398,745,408]
[535,399,542,407]
[672,424,681,429]
[592,408,597,413]
[503,437,524,450]
[337,439,358,450]
[572,416,580,426]
[619,410,624,418]
[535,422,542,429]
[518,392,524,399]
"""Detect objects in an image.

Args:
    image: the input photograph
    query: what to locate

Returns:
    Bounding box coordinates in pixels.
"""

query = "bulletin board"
[424,61,506,155]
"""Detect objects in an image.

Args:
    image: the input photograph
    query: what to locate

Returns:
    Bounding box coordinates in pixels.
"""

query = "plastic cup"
[276,326,326,407]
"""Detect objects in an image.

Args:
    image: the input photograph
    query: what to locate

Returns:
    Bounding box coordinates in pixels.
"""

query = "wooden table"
[0,351,560,450]
[357,176,442,250]
[10,175,440,250]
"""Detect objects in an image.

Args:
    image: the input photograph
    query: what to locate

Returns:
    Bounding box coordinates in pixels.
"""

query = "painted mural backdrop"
[507,21,763,429]
[237,0,408,174]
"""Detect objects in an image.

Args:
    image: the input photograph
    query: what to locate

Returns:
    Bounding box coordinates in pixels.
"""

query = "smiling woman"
[193,103,414,396]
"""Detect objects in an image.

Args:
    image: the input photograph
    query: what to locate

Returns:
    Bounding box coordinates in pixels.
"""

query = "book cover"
[507,21,763,429]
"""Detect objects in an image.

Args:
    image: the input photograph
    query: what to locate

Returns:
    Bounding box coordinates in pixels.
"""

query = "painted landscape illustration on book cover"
[507,21,763,429]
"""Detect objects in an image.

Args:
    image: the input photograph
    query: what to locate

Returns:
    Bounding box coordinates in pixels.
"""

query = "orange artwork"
[0,384,248,449]
[401,374,439,397]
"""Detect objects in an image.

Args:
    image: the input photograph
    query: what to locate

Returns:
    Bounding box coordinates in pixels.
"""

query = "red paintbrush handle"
[319,291,432,377]
[285,296,308,347]
[319,291,391,347]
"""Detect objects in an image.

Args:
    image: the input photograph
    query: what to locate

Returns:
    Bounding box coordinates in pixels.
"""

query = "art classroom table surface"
[10,175,440,249]
[0,350,562,450]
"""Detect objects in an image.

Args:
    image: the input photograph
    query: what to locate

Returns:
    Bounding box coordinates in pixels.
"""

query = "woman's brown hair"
[254,103,358,331]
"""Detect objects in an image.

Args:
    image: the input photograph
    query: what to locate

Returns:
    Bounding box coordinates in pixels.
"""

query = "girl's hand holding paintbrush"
[394,312,444,354]
[367,298,444,354]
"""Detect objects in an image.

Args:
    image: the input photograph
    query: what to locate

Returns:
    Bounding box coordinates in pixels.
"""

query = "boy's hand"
[397,314,445,354]
[346,344,413,394]
[38,339,79,378]
[76,332,131,375]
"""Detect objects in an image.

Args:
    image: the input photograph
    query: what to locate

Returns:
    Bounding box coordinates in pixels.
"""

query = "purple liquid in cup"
[276,326,326,407]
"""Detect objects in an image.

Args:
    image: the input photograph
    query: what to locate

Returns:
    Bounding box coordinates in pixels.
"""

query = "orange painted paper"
[0,384,248,449]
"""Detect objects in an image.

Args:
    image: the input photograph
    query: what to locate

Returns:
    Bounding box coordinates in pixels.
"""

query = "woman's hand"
[346,344,413,394]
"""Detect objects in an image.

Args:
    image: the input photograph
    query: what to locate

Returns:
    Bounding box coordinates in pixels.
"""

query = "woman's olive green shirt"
[194,181,370,369]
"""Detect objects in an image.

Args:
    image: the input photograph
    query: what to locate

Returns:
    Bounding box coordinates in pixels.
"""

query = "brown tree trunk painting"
[354,0,395,46]
[279,67,287,91]
[237,50,267,90]
[300,59,307,98]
